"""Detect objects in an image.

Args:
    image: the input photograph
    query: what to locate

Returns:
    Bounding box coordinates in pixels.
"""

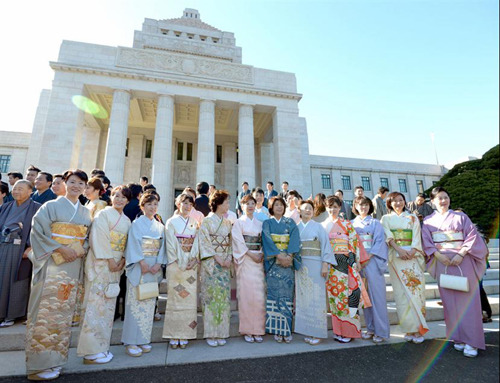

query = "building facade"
[0,9,444,215]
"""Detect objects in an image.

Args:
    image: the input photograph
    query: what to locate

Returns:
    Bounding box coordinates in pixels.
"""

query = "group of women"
[23,168,489,381]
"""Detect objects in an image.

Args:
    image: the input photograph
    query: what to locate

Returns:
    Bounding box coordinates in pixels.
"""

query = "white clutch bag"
[440,265,469,292]
[137,276,159,301]
[104,282,120,298]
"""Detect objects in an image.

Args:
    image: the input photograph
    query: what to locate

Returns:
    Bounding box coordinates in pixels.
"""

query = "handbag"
[137,275,159,301]
[104,282,120,298]
[440,265,469,292]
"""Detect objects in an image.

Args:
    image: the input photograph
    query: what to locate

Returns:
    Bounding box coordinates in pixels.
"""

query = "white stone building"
[0,9,444,215]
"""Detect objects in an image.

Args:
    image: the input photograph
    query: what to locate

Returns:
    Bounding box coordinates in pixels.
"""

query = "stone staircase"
[0,247,498,352]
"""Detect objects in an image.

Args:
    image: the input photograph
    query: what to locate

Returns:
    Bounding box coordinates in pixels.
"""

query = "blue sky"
[1,0,497,167]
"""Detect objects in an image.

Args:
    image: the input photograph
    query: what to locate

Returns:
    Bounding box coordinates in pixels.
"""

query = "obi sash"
[209,234,231,254]
[432,230,464,250]
[301,239,321,257]
[141,237,162,257]
[243,234,262,251]
[329,230,349,255]
[391,229,412,249]
[50,222,88,264]
[271,233,289,251]
[359,234,373,250]
[176,234,196,253]
[110,231,127,252]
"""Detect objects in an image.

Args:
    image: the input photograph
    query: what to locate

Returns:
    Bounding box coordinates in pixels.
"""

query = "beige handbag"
[440,265,469,292]
[137,275,159,301]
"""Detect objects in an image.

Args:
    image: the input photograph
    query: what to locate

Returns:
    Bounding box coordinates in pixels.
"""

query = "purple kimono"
[422,210,488,349]
[352,215,390,339]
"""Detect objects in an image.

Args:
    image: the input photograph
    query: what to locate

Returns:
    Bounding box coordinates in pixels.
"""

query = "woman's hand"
[434,251,451,266]
[396,247,410,260]
[277,253,292,268]
[449,253,464,266]
[140,260,150,274]
[214,255,224,266]
[108,259,120,272]
[186,258,198,270]
[23,247,31,259]
[223,257,232,268]
[248,251,263,263]
[150,263,162,274]
[321,262,329,278]
[58,246,78,263]
[117,258,126,271]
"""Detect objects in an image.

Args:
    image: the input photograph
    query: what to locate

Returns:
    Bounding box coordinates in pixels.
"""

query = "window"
[321,174,331,190]
[341,175,351,190]
[380,177,389,189]
[125,138,129,157]
[399,179,408,193]
[145,140,153,159]
[186,143,193,161]
[416,180,424,194]
[216,145,223,163]
[361,176,371,191]
[177,142,184,161]
[0,155,11,172]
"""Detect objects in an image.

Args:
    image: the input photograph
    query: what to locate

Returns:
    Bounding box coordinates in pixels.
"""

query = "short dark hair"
[140,192,159,207]
[354,185,364,191]
[210,184,216,189]
[102,176,111,187]
[241,194,256,205]
[417,193,426,199]
[183,187,197,198]
[127,183,143,199]
[253,187,265,196]
[288,190,300,199]
[87,177,105,194]
[143,189,160,202]
[325,195,342,208]
[91,169,105,177]
[143,183,156,192]
[378,186,389,194]
[176,193,195,206]
[140,176,149,183]
[209,189,230,212]
[0,183,8,195]
[299,199,315,215]
[386,192,407,213]
[352,196,374,216]
[53,174,64,179]
[63,169,88,183]
[430,186,450,204]
[196,181,209,195]
[27,165,41,173]
[282,181,289,185]
[335,189,344,196]
[111,185,132,201]
[268,196,286,216]
[38,171,53,184]
[267,181,274,187]
[242,181,249,186]
[7,172,23,180]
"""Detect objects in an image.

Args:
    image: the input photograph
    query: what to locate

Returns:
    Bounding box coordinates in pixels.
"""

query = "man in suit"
[278,181,290,200]
[334,189,353,220]
[265,181,278,200]
[195,181,211,217]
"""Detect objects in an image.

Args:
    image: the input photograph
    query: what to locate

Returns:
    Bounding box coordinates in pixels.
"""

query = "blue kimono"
[262,216,301,337]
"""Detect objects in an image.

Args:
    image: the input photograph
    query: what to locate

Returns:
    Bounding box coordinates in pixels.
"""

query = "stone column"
[196,99,215,184]
[237,104,256,188]
[103,89,130,185]
[152,94,174,219]
[259,142,275,186]
[223,142,237,195]
[25,89,51,168]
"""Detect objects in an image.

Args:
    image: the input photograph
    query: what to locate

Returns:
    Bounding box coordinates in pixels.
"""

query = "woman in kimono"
[121,193,166,357]
[162,193,200,349]
[294,200,334,345]
[0,180,40,328]
[232,195,266,343]
[351,196,390,343]
[76,186,132,364]
[322,195,368,343]
[262,196,301,343]
[25,169,92,381]
[284,191,301,224]
[199,190,233,347]
[422,187,488,357]
[380,192,428,344]
[83,177,108,219]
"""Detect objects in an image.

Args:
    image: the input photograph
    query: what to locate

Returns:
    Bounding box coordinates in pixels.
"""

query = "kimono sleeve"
[90,210,113,260]
[421,219,438,257]
[287,219,301,270]
[231,219,248,264]
[380,215,394,245]
[165,221,179,264]
[459,214,488,261]
[370,219,388,261]
[124,220,144,265]
[156,225,167,265]
[409,213,423,252]
[30,203,60,261]
[199,218,215,260]
[318,222,336,265]
[262,219,280,258]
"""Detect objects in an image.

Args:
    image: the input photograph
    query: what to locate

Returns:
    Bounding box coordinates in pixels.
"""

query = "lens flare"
[71,95,108,119]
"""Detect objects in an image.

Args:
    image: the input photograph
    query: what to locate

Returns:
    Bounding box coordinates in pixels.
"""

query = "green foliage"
[426,145,499,238]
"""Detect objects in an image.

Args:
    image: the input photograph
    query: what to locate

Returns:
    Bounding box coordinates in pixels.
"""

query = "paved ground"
[2,323,497,383]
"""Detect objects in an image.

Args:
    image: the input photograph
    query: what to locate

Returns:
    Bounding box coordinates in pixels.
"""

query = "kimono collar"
[299,220,312,229]
[272,216,282,224]
[63,197,79,212]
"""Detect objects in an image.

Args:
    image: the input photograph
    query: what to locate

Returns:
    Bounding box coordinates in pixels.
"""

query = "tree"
[426,145,499,238]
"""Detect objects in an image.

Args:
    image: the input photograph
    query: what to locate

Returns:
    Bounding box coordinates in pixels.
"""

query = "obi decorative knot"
[110,231,127,252]
[141,237,162,257]
[301,239,321,257]
[209,234,231,254]
[271,233,289,251]
[243,234,262,251]
[359,234,373,250]
[432,230,464,250]
[176,234,196,253]
[391,229,412,247]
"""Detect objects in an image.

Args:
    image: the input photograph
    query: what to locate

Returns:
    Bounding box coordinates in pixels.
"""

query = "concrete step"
[1,295,498,352]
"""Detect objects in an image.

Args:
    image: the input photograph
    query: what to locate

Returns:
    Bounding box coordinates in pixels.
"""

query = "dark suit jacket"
[195,195,211,217]
[124,198,141,222]
[265,189,278,200]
